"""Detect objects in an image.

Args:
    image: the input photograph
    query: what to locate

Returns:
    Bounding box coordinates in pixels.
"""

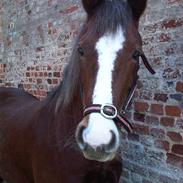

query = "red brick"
[44,72,48,77]
[154,140,170,151]
[139,90,153,100]
[176,81,183,93]
[30,72,34,77]
[41,90,47,96]
[163,68,181,79]
[134,112,145,122]
[30,66,35,71]
[159,175,178,183]
[172,144,183,156]
[166,0,181,6]
[62,6,78,14]
[52,79,59,84]
[47,79,52,84]
[53,72,61,77]
[38,72,43,77]
[134,102,149,113]
[150,104,164,115]
[150,128,165,139]
[47,65,52,71]
[165,46,176,56]
[34,72,38,77]
[165,105,181,117]
[160,117,174,127]
[26,72,30,77]
[146,115,159,126]
[162,19,183,29]
[132,124,149,135]
[166,153,183,169]
[159,33,171,42]
[37,79,42,84]
[27,66,30,71]
[167,131,182,142]
[154,93,168,102]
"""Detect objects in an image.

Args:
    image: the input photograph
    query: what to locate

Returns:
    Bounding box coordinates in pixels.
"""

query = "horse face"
[76,0,147,162]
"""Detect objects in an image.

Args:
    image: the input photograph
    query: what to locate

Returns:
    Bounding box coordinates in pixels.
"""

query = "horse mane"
[56,40,81,111]
[46,0,133,112]
[43,37,81,113]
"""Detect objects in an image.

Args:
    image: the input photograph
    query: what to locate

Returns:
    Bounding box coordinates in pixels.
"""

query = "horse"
[0,0,155,182]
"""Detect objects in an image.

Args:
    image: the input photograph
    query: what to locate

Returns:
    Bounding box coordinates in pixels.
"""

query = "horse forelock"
[85,0,132,37]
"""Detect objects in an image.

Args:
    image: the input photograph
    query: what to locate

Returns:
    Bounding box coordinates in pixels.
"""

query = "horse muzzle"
[76,120,119,162]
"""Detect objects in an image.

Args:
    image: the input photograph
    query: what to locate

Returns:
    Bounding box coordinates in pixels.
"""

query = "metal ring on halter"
[100,104,118,119]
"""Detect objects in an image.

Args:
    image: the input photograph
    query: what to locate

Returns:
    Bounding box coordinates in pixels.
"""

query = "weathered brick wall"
[0,0,5,86]
[120,1,183,183]
[0,0,183,182]
[0,0,84,98]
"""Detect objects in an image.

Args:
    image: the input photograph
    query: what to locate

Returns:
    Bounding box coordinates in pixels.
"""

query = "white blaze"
[83,27,125,147]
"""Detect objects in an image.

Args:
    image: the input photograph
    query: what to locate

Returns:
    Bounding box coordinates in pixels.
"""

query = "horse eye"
[78,47,84,56]
[132,50,141,62]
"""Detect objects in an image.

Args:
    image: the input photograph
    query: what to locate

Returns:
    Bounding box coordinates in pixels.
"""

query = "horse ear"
[82,0,101,15]
[128,0,147,21]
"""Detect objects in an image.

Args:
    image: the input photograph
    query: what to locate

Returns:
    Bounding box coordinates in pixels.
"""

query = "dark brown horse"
[0,0,154,182]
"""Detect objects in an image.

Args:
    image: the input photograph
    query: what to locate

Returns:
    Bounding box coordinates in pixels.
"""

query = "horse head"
[75,0,153,162]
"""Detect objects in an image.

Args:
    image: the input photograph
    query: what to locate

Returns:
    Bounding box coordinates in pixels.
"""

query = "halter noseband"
[83,50,155,134]
[84,104,133,133]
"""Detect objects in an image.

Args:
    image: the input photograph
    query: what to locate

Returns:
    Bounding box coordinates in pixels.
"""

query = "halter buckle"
[100,104,117,119]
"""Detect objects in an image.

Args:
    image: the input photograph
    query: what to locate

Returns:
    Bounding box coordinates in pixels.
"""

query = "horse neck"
[46,83,83,136]
[58,86,83,122]
[48,86,83,150]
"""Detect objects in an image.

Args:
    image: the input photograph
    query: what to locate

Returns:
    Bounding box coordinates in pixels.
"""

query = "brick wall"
[0,0,183,182]
[120,0,183,182]
[0,0,85,99]
[0,0,4,86]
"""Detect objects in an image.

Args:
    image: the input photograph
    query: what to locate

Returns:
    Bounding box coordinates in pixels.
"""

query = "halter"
[84,104,133,133]
[83,50,155,134]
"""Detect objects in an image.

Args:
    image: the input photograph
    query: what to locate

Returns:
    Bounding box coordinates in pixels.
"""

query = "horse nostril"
[103,130,117,153]
[76,125,87,150]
